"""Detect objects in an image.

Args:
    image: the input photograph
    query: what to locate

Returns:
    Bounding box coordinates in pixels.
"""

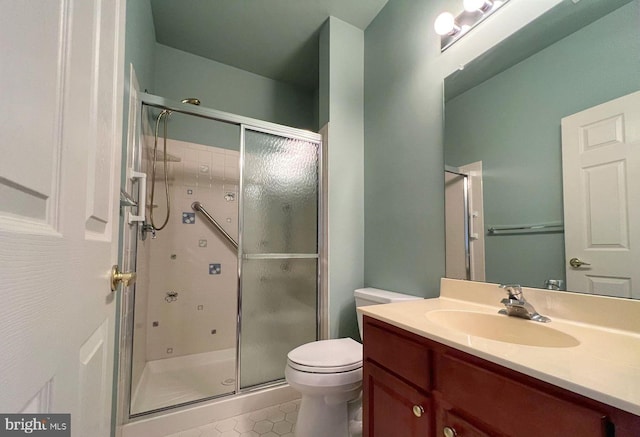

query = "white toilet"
[285,288,423,437]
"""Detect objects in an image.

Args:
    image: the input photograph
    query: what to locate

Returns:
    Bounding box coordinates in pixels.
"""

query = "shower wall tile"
[144,138,240,361]
[224,152,238,168]
[225,166,239,181]
[182,161,198,186]
[183,149,198,162]
[212,165,225,180]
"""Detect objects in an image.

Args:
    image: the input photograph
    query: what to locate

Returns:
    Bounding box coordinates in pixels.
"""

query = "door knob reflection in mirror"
[569,258,591,268]
[110,265,136,292]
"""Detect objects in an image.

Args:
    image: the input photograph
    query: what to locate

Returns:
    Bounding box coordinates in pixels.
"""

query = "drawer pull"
[412,405,424,417]
[443,426,457,437]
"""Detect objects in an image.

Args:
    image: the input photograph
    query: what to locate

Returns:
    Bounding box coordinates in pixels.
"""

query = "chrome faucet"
[499,284,550,323]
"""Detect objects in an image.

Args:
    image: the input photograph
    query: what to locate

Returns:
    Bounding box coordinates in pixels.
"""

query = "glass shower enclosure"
[122,94,322,417]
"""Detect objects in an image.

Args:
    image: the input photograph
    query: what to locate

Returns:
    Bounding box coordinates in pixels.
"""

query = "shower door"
[123,95,323,418]
[239,127,321,389]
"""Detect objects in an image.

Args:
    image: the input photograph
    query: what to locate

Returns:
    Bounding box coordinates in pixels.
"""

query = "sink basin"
[426,310,580,348]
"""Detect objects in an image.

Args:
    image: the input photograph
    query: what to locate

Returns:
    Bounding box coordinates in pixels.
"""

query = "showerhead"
[181,98,201,106]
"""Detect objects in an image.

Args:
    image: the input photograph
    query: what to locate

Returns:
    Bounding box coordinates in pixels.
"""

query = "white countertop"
[358,279,640,416]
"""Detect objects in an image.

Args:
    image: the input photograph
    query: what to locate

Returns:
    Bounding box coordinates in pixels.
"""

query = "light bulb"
[463,0,492,12]
[434,12,458,36]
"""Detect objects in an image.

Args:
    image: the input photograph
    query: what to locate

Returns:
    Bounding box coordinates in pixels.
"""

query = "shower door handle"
[128,170,147,224]
[110,265,136,292]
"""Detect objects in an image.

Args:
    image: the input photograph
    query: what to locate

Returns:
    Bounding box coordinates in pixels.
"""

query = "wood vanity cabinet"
[362,316,640,437]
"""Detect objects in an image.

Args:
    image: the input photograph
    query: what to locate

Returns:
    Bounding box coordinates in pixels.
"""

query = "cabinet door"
[438,354,608,437]
[364,361,431,437]
[436,402,497,437]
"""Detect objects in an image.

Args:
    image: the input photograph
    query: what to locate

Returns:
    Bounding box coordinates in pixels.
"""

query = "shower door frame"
[237,124,323,392]
[120,92,325,421]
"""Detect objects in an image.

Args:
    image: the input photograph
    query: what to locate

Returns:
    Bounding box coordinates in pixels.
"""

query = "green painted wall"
[124,0,156,95]
[444,2,640,289]
[121,0,156,177]
[364,1,448,298]
[120,0,156,233]
[153,44,316,151]
[319,17,365,339]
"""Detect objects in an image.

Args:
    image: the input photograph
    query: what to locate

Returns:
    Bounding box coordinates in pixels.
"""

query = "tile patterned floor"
[162,399,300,437]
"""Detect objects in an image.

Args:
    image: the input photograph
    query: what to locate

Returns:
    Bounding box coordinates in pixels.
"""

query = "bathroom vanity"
[359,279,640,437]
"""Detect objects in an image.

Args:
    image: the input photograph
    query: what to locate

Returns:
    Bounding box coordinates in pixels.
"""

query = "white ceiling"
[150,0,389,91]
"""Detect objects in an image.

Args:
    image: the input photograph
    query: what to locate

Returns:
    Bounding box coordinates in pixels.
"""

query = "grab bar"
[191,201,238,249]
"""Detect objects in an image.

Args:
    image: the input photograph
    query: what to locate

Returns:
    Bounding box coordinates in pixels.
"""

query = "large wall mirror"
[444,0,640,298]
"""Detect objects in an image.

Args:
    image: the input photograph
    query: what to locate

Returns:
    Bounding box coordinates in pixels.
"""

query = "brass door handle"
[569,257,591,268]
[110,265,136,292]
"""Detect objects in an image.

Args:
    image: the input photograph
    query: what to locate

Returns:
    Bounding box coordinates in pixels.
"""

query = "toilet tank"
[354,288,423,339]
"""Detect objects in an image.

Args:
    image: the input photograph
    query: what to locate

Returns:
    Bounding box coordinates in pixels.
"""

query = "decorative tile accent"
[182,212,196,224]
[199,239,208,247]
[209,263,221,275]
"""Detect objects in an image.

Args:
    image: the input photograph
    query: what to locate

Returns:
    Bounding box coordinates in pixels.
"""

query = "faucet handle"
[499,284,523,300]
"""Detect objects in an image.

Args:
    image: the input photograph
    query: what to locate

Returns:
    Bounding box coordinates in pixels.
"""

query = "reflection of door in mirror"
[561,91,640,298]
[445,162,485,281]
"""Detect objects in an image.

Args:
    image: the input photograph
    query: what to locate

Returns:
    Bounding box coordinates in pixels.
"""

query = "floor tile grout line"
[163,398,301,437]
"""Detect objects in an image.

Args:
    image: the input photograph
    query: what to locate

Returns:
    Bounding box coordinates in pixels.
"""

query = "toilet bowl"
[285,338,363,437]
[285,288,423,437]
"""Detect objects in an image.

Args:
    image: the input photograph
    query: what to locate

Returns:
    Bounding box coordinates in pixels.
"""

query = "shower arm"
[191,201,238,250]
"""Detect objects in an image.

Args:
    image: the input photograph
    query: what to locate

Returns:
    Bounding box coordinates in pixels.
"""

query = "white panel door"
[0,1,125,436]
[561,91,640,298]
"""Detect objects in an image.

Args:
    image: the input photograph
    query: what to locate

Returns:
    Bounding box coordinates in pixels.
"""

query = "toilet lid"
[287,338,362,373]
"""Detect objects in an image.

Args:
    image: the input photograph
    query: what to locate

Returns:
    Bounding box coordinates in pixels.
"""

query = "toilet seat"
[287,338,362,374]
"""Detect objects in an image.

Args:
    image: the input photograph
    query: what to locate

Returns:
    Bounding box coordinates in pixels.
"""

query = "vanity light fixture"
[436,0,510,52]
[463,0,494,13]
[434,12,461,36]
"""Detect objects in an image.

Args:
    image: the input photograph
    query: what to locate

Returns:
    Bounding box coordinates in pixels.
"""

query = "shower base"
[131,348,236,414]
[123,383,298,437]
